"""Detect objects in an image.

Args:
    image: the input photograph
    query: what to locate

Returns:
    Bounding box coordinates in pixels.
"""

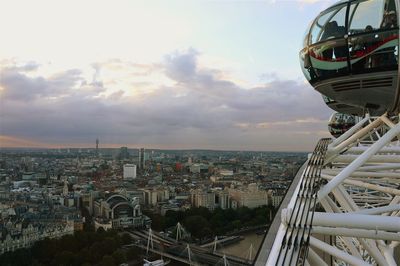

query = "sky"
[0,0,338,151]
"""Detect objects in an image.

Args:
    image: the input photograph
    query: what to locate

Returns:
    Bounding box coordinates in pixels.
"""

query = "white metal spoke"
[263,114,400,265]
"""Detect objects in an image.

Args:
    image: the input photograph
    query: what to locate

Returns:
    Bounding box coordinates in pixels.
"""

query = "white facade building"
[123,164,137,179]
[229,183,269,209]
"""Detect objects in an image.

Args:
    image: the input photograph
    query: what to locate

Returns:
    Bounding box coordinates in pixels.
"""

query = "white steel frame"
[267,113,400,265]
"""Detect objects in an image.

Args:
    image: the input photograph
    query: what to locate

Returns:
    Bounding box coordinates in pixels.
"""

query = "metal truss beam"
[262,113,400,265]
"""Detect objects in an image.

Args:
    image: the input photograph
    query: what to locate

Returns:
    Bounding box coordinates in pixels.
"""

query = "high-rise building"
[118,147,129,160]
[216,190,230,209]
[96,138,99,154]
[63,180,69,196]
[138,148,145,170]
[123,164,137,180]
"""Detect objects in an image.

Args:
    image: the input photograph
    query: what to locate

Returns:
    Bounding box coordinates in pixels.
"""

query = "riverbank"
[217,231,264,260]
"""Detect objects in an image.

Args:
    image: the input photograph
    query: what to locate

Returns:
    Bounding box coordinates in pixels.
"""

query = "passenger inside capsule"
[381,10,397,28]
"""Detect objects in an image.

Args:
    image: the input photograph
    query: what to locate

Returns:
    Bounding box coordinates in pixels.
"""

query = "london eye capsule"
[328,112,357,137]
[300,0,399,115]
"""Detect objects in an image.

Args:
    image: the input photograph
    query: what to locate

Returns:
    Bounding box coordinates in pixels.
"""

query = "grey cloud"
[17,61,40,72]
[0,50,332,151]
[163,50,328,123]
[1,67,82,101]
[165,48,199,82]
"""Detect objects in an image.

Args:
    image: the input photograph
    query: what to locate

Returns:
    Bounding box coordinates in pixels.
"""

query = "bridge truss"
[266,113,400,266]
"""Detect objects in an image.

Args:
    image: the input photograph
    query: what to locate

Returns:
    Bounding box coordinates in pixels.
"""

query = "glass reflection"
[308,38,349,80]
[328,113,356,138]
[310,5,347,44]
[349,29,398,73]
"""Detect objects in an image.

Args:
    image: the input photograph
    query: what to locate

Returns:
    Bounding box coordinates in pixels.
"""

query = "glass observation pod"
[328,112,357,137]
[300,0,400,115]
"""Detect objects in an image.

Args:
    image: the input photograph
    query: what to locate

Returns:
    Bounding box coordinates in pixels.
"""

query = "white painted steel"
[312,212,400,231]
[311,226,400,241]
[264,114,400,265]
[358,238,389,266]
[309,237,371,266]
[319,120,400,199]
[307,248,328,266]
[359,163,400,171]
[332,154,400,164]
[354,204,400,215]
[330,114,370,147]
[347,146,400,154]
[321,174,400,196]
[322,169,400,178]
[329,116,381,153]
[265,167,306,265]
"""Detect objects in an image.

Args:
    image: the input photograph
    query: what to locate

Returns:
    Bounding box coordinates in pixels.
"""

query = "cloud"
[0,65,83,101]
[0,50,332,151]
[165,48,199,82]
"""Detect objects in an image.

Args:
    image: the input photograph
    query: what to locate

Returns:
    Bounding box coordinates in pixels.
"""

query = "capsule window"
[348,0,398,73]
[348,0,397,34]
[310,4,347,44]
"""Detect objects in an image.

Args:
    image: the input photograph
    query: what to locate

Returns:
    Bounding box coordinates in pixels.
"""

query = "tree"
[210,212,227,228]
[52,250,74,266]
[126,246,141,261]
[145,212,166,231]
[100,255,115,266]
[232,220,242,229]
[112,250,127,265]
[75,248,90,265]
[200,227,213,239]
[184,215,211,239]
[121,233,132,245]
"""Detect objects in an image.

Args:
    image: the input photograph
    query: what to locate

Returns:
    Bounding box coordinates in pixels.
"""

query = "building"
[139,148,146,170]
[118,147,130,160]
[160,204,180,216]
[79,191,95,215]
[143,189,158,206]
[142,188,169,206]
[123,164,137,180]
[191,189,232,210]
[175,162,183,172]
[215,190,230,209]
[189,164,208,174]
[63,180,69,196]
[93,194,150,230]
[219,169,234,176]
[191,189,216,210]
[229,183,268,208]
[119,189,145,205]
[0,221,74,255]
[271,192,284,208]
[22,172,36,180]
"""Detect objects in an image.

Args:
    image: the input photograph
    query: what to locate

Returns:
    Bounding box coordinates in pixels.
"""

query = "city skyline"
[0,0,338,151]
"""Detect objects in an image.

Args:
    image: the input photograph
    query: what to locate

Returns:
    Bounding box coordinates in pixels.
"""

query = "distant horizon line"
[0,146,310,153]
